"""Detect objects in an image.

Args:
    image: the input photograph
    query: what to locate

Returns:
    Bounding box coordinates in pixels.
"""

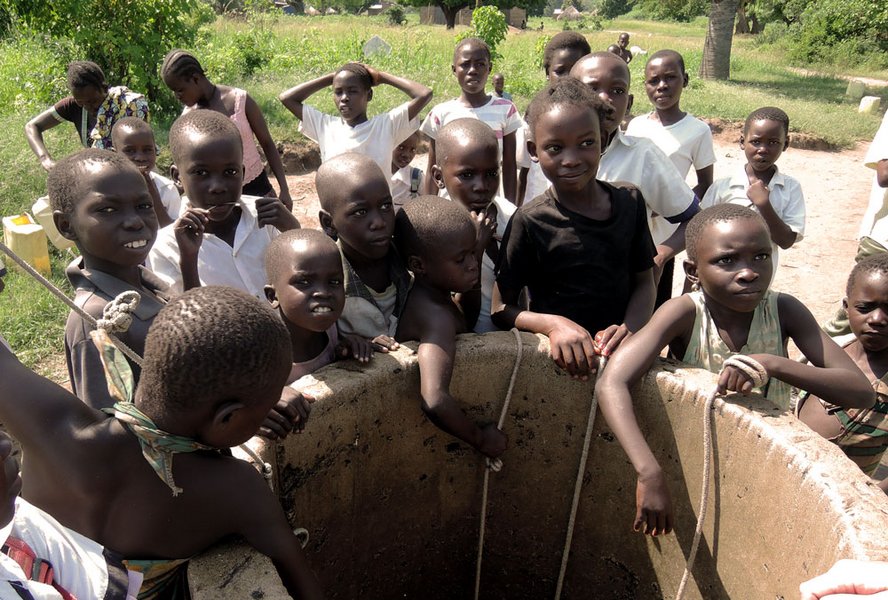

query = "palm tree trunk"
[700,0,739,80]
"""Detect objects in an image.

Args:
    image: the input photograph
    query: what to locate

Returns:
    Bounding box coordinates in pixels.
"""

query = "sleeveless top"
[682,289,791,410]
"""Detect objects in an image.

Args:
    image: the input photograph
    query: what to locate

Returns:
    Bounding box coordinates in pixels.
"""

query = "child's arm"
[244,94,293,210]
[501,131,518,204]
[721,294,874,407]
[746,181,797,249]
[692,165,713,200]
[173,208,209,291]
[877,158,888,187]
[365,66,433,122]
[142,171,173,228]
[278,73,335,121]
[594,268,656,357]
[25,108,62,171]
[255,197,300,232]
[423,140,438,195]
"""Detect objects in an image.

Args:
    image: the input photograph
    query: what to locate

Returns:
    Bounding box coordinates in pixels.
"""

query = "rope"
[474,328,523,600]
[674,354,767,600]
[553,355,607,599]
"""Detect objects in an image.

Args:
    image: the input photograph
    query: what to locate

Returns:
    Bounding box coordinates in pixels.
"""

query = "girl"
[595,203,875,537]
[161,49,293,209]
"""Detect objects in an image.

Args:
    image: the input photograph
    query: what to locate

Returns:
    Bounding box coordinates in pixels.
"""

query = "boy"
[570,52,698,304]
[390,130,423,210]
[111,117,181,226]
[615,32,633,63]
[492,78,657,380]
[148,110,300,298]
[701,106,804,267]
[50,149,167,410]
[316,152,407,348]
[421,38,521,204]
[491,73,511,100]
[279,62,431,185]
[432,118,514,333]
[0,286,323,598]
[394,196,507,459]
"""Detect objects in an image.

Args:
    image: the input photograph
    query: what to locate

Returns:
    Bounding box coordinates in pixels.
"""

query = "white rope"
[474,328,524,600]
[675,354,767,600]
[553,355,607,599]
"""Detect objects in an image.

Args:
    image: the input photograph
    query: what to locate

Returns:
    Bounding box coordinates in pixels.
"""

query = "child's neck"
[196,79,219,108]
[285,320,330,363]
[413,276,455,305]
[654,105,686,127]
[342,247,391,293]
[204,206,242,246]
[460,89,491,108]
[345,112,368,128]
[701,291,757,352]
[81,255,144,289]
[552,180,611,220]
[745,163,777,186]
[848,341,888,382]
[391,162,399,175]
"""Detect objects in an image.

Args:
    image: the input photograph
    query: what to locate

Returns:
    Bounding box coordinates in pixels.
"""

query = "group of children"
[0,30,885,597]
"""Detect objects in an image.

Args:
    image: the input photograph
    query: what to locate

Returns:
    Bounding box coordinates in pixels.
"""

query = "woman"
[25,61,149,171]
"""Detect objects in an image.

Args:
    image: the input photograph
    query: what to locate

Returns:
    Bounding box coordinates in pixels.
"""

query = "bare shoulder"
[398,288,461,343]
[775,292,817,335]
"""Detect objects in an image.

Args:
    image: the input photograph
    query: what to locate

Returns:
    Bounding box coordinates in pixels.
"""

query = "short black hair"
[436,118,498,166]
[525,76,612,140]
[334,62,373,90]
[168,109,241,165]
[47,148,140,215]
[394,195,474,260]
[847,252,888,296]
[138,286,292,420]
[160,49,205,81]
[647,49,686,74]
[315,152,387,214]
[454,37,491,63]
[744,106,790,137]
[265,228,341,284]
[685,204,767,261]
[542,32,591,75]
[574,51,631,83]
[111,116,155,145]
[66,61,106,91]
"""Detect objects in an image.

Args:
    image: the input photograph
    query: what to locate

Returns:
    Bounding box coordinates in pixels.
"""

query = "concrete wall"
[190,332,888,599]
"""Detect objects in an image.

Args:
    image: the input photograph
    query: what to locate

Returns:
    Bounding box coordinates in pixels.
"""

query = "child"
[570,52,698,305]
[161,50,293,208]
[390,130,424,210]
[264,228,374,385]
[111,117,181,227]
[702,106,804,268]
[394,196,507,459]
[491,78,657,380]
[615,32,633,63]
[50,149,167,411]
[421,38,521,204]
[798,254,888,492]
[432,118,513,333]
[148,110,300,298]
[279,62,432,187]
[316,152,407,349]
[595,204,874,536]
[492,73,511,100]
[0,286,323,598]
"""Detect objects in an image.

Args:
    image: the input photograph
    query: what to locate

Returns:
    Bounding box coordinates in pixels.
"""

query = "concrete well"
[190,332,888,599]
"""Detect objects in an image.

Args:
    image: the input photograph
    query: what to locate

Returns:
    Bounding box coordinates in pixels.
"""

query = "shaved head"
[315,152,388,213]
[436,118,498,166]
[571,51,631,83]
[265,228,340,283]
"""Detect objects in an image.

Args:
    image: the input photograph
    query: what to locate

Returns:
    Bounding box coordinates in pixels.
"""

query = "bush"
[455,6,508,62]
[589,0,631,19]
[385,4,406,25]
[628,0,707,22]
[0,31,77,113]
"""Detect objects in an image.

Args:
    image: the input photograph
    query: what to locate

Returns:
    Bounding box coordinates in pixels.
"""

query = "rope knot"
[721,355,769,390]
[97,291,141,333]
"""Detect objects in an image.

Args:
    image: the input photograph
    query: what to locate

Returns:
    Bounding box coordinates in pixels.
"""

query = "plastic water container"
[31,196,75,251]
[2,214,51,275]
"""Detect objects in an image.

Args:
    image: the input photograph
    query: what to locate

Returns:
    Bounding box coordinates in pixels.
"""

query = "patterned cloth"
[91,87,150,150]
[121,558,190,600]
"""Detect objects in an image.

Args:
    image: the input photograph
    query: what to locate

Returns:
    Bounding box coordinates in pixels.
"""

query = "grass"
[0,13,887,370]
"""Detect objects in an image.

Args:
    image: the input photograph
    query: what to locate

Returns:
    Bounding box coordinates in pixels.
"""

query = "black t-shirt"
[53,96,96,147]
[496,181,656,334]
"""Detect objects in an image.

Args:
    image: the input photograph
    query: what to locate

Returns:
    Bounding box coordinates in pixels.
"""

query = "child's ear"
[527,140,539,163]
[53,210,78,242]
[169,164,181,186]
[264,285,279,308]
[430,165,446,189]
[211,401,245,428]
[367,88,373,102]
[682,73,689,88]
[683,258,699,288]
[407,254,424,275]
[738,135,745,149]
[842,297,849,310]
[783,134,790,151]
[318,210,338,240]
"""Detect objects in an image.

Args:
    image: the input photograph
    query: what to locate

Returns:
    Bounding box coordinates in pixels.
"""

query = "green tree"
[455,5,507,60]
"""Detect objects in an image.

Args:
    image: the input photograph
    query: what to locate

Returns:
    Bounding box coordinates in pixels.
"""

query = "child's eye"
[612,88,626,96]
[487,169,499,178]
[581,138,597,148]
[97,206,116,214]
[225,168,239,176]
[545,144,562,154]
[754,253,771,261]
[192,168,208,176]
[458,171,474,180]
[330,278,342,286]
[138,202,154,211]
[715,256,733,265]
[352,208,368,217]
[380,200,393,211]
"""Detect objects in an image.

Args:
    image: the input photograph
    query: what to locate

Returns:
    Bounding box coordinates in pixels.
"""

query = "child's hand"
[360,63,381,86]
[258,387,314,441]
[256,196,300,231]
[278,187,294,211]
[371,335,399,353]
[634,470,673,536]
[338,334,374,364]
[716,353,770,395]
[546,317,598,381]
[471,209,496,257]
[594,324,631,358]
[746,180,770,208]
[477,423,508,459]
[173,208,209,257]
[800,559,888,600]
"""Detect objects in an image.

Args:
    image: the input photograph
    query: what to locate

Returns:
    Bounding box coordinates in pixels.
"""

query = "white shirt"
[598,130,697,245]
[625,113,716,179]
[149,171,182,221]
[147,195,279,298]
[420,96,522,152]
[391,164,422,208]
[515,123,549,205]
[858,110,888,242]
[299,102,417,182]
[476,196,517,333]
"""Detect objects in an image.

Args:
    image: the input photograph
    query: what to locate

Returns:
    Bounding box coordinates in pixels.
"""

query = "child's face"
[332,71,371,124]
[742,119,788,176]
[392,134,419,170]
[687,218,773,313]
[644,56,687,113]
[61,162,159,268]
[417,223,479,293]
[163,73,203,107]
[268,241,345,334]
[618,34,630,49]
[436,143,499,212]
[114,127,157,174]
[172,133,244,222]
[547,48,586,81]
[323,176,395,262]
[453,45,490,96]
[571,56,632,135]
[846,272,888,353]
[493,74,504,93]
[530,103,601,195]
[71,85,106,113]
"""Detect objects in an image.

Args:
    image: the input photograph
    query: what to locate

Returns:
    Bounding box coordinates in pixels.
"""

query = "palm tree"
[700,0,739,80]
